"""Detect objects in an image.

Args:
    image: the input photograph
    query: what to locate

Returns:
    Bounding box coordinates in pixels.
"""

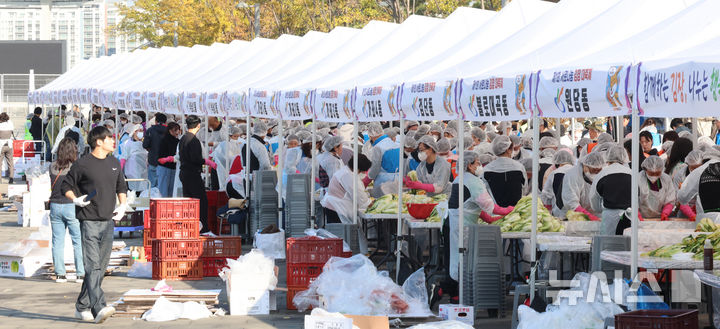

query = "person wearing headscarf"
[590,145,633,235]
[562,151,605,221]
[541,150,576,218]
[403,136,451,197]
[366,123,401,198]
[482,135,525,209]
[638,155,677,220]
[678,149,720,223]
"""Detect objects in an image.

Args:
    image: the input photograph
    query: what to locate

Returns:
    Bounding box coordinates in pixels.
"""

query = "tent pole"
[352,118,358,228]
[691,118,698,136]
[225,112,230,191]
[395,116,404,282]
[457,112,465,305]
[245,112,251,199]
[530,115,540,302]
[631,103,639,279]
[554,118,561,137]
[570,117,576,144]
[277,118,284,229]
[205,113,209,189]
[664,117,670,134]
[616,116,623,142]
[310,118,317,228]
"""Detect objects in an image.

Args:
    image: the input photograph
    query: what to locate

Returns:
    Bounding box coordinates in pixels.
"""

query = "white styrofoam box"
[21,191,49,228]
[7,184,27,197]
[0,247,51,278]
[226,280,270,316]
[439,304,474,326]
[304,315,352,329]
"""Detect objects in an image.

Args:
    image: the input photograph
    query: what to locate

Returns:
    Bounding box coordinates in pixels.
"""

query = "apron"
[601,208,626,235]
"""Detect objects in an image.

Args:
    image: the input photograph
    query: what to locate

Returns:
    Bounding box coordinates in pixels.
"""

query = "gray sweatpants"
[76,220,114,316]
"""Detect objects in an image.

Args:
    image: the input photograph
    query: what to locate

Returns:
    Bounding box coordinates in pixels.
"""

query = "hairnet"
[418,135,438,152]
[662,141,674,154]
[606,145,629,164]
[296,131,311,142]
[492,135,512,155]
[463,136,473,150]
[271,125,279,136]
[124,123,140,136]
[131,114,142,124]
[405,120,419,130]
[287,134,299,143]
[592,142,614,155]
[404,136,418,149]
[65,116,76,127]
[437,138,451,154]
[553,149,575,166]
[508,135,520,147]
[229,126,242,136]
[539,136,559,149]
[540,148,556,159]
[704,148,720,161]
[478,152,496,165]
[521,135,533,149]
[582,152,606,169]
[253,121,268,136]
[405,130,416,141]
[471,127,486,141]
[463,151,479,168]
[497,121,511,132]
[102,113,113,120]
[118,113,129,120]
[367,122,384,137]
[487,131,497,142]
[103,119,115,127]
[520,158,533,171]
[415,124,430,137]
[429,124,442,134]
[323,135,344,152]
[685,150,704,165]
[641,155,665,172]
[698,136,714,146]
[384,127,397,140]
[577,138,592,149]
[597,132,614,144]
[443,127,457,137]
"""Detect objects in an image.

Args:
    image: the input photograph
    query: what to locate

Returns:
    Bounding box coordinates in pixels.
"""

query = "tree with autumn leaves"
[114,0,505,48]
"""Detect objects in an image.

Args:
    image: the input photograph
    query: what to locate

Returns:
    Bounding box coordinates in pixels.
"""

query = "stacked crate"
[285,236,344,310]
[206,191,230,235]
[200,236,242,277]
[149,198,203,280]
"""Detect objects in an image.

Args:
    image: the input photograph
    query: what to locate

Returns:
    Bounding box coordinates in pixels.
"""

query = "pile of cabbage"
[645,218,720,259]
[366,193,447,216]
[492,196,565,232]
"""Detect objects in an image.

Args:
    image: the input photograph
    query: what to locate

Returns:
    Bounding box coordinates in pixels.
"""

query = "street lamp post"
[238,2,260,39]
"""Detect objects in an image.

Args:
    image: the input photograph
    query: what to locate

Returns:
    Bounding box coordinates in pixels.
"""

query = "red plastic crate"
[341,251,352,258]
[152,259,203,280]
[286,237,344,264]
[615,309,698,329]
[149,219,199,240]
[150,198,200,220]
[12,140,34,157]
[144,245,152,262]
[202,257,228,277]
[286,263,323,287]
[200,236,242,258]
[287,285,314,310]
[143,209,150,228]
[151,239,203,261]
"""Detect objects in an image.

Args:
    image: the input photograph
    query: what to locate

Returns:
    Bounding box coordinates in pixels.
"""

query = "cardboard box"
[7,184,27,197]
[305,315,353,329]
[439,304,474,326]
[0,248,51,278]
[345,315,390,329]
[228,289,269,315]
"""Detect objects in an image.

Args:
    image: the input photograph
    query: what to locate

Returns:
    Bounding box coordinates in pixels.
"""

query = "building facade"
[0,0,139,69]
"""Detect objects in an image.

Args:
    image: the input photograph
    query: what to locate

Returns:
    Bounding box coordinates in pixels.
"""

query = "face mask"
[647,175,660,183]
[584,172,597,183]
[512,149,520,157]
[474,166,483,177]
[136,132,144,139]
[359,173,367,180]
[418,151,428,162]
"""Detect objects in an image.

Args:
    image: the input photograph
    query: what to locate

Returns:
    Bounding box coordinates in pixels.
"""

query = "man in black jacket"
[142,113,167,188]
[179,115,214,233]
[30,107,43,157]
[62,126,128,323]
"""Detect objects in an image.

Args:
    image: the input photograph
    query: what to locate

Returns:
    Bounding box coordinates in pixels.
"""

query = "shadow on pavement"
[0,306,78,323]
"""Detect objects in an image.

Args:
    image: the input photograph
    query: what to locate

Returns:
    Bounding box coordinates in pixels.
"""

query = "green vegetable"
[491,196,565,232]
[566,210,589,222]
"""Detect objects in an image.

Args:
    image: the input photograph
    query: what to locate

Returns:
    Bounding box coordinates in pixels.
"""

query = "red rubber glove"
[405,180,435,193]
[480,211,503,224]
[575,206,600,221]
[362,175,372,187]
[157,156,175,164]
[544,204,552,212]
[120,159,126,169]
[678,204,696,221]
[403,176,413,186]
[660,204,674,221]
[205,159,217,170]
[493,204,514,216]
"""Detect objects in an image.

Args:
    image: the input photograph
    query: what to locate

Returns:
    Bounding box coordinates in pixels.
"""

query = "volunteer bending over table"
[678,148,720,223]
[590,145,632,235]
[403,135,451,198]
[561,151,605,221]
[483,135,526,208]
[365,122,401,198]
[541,150,576,219]
[638,155,677,221]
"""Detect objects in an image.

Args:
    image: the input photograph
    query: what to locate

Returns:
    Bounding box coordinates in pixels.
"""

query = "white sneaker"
[75,310,94,322]
[75,276,84,283]
[94,306,115,324]
[55,275,67,283]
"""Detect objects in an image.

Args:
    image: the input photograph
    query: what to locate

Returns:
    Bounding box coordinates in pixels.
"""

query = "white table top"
[404,218,443,230]
[601,251,720,270]
[360,213,413,220]
[694,270,720,289]
[501,232,565,239]
[536,236,591,252]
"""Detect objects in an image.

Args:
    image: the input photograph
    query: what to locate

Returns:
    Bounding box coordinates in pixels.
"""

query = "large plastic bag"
[309,308,360,329]
[408,320,473,329]
[293,254,432,316]
[127,262,152,278]
[254,229,286,260]
[219,249,277,291]
[141,296,212,321]
[304,228,351,252]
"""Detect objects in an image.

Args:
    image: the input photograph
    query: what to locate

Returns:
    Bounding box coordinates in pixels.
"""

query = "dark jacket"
[143,124,167,165]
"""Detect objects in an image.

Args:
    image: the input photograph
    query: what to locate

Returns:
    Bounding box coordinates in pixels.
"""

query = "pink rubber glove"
[402,176,413,186]
[660,204,674,221]
[493,204,514,216]
[480,211,503,224]
[120,159,126,169]
[157,156,175,164]
[362,175,372,187]
[638,213,644,221]
[205,159,217,170]
[406,180,435,193]
[544,204,552,212]
[678,204,696,221]
[575,206,600,221]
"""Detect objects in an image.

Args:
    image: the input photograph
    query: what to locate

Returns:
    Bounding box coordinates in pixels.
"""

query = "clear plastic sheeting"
[518,273,626,329]
[408,320,474,329]
[602,251,720,270]
[536,235,591,252]
[219,249,277,291]
[293,254,432,316]
[304,228,351,252]
[140,296,213,322]
[308,308,361,329]
[253,230,286,259]
[127,262,152,278]
[621,228,697,252]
